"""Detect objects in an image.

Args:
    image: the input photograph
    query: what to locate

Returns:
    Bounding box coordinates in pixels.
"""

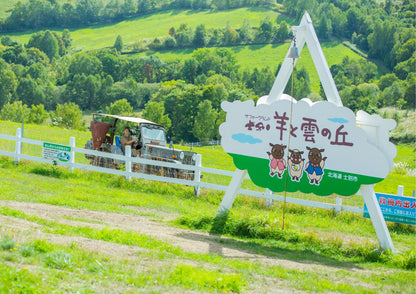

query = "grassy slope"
[0,120,415,292]
[0,0,14,19]
[143,42,364,92]
[5,8,280,49]
[3,8,364,93]
[0,119,414,197]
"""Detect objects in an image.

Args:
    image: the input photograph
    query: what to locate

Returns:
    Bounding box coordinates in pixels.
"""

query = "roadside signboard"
[220,99,394,196]
[42,142,71,162]
[364,193,416,225]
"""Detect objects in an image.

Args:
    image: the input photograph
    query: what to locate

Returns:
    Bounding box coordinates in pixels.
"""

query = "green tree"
[28,104,48,124]
[378,73,399,91]
[275,21,289,42]
[68,52,103,78]
[182,58,199,83]
[0,67,18,107]
[164,85,202,142]
[27,30,59,61]
[50,102,85,130]
[403,72,415,108]
[16,77,46,106]
[1,36,14,46]
[346,6,365,36]
[193,100,217,142]
[393,56,415,80]
[142,101,171,132]
[175,23,193,47]
[367,21,398,68]
[380,81,404,107]
[62,29,72,49]
[193,24,207,48]
[0,101,30,123]
[316,15,330,40]
[104,98,133,116]
[223,24,239,44]
[97,49,122,81]
[26,63,48,81]
[239,19,252,43]
[64,74,102,110]
[394,39,415,64]
[113,35,123,52]
[26,47,50,66]
[256,17,274,43]
[201,83,228,111]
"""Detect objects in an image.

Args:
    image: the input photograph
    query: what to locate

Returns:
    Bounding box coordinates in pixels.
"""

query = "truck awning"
[93,113,163,127]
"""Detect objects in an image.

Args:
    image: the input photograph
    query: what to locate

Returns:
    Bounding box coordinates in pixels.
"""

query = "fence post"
[397,185,404,196]
[265,189,273,208]
[335,196,342,214]
[14,128,22,165]
[69,137,75,172]
[125,146,132,181]
[193,154,202,196]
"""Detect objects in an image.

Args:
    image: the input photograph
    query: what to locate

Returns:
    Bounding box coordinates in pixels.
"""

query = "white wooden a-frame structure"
[217,12,395,253]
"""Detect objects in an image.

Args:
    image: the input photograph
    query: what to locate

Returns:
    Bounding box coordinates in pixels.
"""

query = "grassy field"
[0,119,415,292]
[5,8,280,50]
[140,41,364,93]
[0,0,14,19]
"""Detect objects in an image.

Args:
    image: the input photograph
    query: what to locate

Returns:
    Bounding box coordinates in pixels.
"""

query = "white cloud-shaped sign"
[220,98,396,196]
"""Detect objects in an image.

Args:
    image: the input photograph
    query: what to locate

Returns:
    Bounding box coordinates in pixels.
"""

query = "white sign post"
[218,12,396,253]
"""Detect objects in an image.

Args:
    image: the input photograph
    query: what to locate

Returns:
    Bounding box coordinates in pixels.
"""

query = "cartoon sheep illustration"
[267,143,286,178]
[287,149,305,182]
[304,147,327,185]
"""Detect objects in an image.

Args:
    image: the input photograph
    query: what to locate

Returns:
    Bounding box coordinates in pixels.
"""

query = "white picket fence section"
[1,128,401,214]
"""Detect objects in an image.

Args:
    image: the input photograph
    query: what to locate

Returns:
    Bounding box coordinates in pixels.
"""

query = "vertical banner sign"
[42,142,71,162]
[220,98,394,196]
[364,193,416,225]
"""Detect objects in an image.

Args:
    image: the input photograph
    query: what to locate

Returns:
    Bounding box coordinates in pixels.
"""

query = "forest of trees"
[0,0,414,143]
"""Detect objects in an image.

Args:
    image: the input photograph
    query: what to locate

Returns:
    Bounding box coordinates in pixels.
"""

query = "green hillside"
[141,42,365,92]
[4,7,365,93]
[0,0,14,19]
[7,8,280,50]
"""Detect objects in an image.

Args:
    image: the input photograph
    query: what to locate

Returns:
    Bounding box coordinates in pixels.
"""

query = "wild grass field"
[6,7,280,50]
[0,119,415,293]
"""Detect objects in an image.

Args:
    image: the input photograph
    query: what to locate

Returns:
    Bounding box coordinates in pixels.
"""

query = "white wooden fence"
[1,128,405,214]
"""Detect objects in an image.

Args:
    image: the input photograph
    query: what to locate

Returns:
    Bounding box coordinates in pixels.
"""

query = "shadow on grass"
[176,211,362,270]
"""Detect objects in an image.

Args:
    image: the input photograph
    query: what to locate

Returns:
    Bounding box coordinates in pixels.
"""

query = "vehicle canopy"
[90,113,165,149]
[92,113,163,127]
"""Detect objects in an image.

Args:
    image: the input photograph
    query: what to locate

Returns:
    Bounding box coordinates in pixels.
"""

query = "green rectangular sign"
[42,142,71,162]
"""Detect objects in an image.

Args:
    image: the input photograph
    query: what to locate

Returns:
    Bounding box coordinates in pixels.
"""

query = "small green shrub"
[0,235,16,251]
[44,251,75,270]
[399,250,416,270]
[19,244,36,257]
[30,163,69,179]
[31,239,54,253]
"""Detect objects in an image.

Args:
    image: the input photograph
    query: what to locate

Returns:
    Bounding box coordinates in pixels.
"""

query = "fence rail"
[0,128,390,214]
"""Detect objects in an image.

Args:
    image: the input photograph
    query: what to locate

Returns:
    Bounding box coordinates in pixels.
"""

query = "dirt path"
[0,200,382,293]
